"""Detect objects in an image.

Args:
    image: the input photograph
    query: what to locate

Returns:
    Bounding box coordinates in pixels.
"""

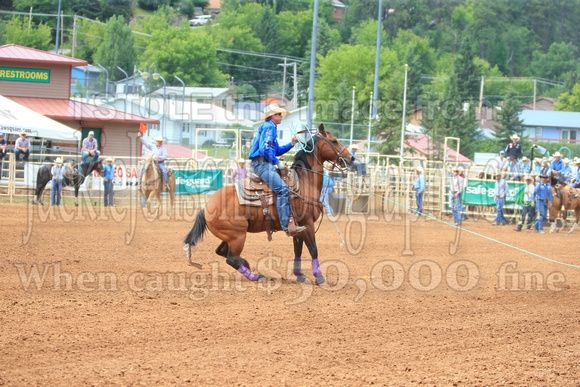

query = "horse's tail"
[184,209,207,247]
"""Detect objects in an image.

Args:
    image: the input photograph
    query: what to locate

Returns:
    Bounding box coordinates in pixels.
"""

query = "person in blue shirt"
[103,157,115,207]
[413,166,426,215]
[521,156,531,174]
[532,173,553,234]
[249,104,304,236]
[560,158,573,183]
[320,164,336,216]
[0,133,6,181]
[494,173,509,225]
[138,132,169,191]
[573,158,580,189]
[51,158,65,206]
[551,152,564,185]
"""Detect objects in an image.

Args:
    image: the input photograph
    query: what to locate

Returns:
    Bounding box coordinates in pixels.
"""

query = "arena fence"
[0,153,543,224]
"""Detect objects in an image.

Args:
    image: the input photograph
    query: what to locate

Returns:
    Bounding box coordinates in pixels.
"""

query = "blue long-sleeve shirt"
[320,172,335,200]
[248,120,293,165]
[533,181,553,203]
[104,163,115,180]
[414,174,425,193]
[551,158,564,172]
[140,137,168,162]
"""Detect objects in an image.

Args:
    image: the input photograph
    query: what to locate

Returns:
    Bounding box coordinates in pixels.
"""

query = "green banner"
[172,170,223,196]
[0,67,50,83]
[462,180,525,206]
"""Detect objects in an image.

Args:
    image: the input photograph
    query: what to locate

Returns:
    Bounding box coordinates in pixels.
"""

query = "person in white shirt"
[514,175,536,231]
[494,150,508,173]
[51,158,66,206]
[14,132,31,161]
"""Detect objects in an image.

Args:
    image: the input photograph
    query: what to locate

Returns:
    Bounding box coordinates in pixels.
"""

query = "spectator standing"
[533,158,542,175]
[51,158,65,206]
[505,134,523,160]
[14,132,31,161]
[81,131,100,164]
[231,158,248,184]
[573,158,580,189]
[494,172,509,225]
[539,158,552,180]
[514,175,536,231]
[532,173,553,234]
[450,166,464,226]
[0,133,6,180]
[103,157,115,207]
[413,166,426,216]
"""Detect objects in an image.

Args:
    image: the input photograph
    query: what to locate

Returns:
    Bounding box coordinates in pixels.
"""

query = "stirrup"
[164,184,170,191]
[286,225,306,236]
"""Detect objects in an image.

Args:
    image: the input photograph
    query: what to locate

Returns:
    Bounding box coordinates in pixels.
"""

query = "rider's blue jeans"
[157,161,168,185]
[251,159,290,231]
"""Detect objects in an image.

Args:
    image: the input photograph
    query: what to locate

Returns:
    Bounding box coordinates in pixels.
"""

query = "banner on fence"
[173,170,223,195]
[462,180,525,206]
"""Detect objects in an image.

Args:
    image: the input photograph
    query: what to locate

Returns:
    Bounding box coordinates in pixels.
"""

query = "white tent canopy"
[0,95,80,141]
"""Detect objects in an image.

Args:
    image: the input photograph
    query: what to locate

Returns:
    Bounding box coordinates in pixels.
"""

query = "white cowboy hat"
[563,158,570,164]
[153,135,166,143]
[554,152,561,157]
[106,157,113,162]
[511,134,520,140]
[20,131,27,136]
[524,174,533,181]
[521,156,528,161]
[54,157,63,164]
[533,158,541,163]
[416,166,423,173]
[575,157,580,164]
[351,144,359,150]
[260,104,289,120]
[237,158,245,163]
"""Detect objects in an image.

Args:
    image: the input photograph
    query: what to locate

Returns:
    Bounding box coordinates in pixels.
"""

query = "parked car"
[190,15,212,26]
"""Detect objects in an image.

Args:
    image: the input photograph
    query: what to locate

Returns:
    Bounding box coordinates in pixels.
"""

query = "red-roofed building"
[164,144,207,159]
[0,44,158,158]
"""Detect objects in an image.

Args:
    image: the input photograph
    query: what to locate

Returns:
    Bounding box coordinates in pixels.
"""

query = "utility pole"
[307,0,320,131]
[28,7,32,31]
[278,57,288,101]
[293,62,298,109]
[372,0,383,119]
[55,0,62,54]
[478,76,484,119]
[71,15,77,58]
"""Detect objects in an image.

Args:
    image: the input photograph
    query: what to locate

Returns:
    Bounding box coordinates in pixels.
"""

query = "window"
[182,123,192,133]
[535,127,542,138]
[562,129,578,142]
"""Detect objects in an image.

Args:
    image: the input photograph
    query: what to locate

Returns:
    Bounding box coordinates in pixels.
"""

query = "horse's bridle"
[298,129,351,171]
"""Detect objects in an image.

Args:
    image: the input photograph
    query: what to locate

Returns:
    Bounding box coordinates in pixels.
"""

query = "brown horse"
[562,185,580,234]
[183,125,354,285]
[141,153,176,219]
[549,184,567,233]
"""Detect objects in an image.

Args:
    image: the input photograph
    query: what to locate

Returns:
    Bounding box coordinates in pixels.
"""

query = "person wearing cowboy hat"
[550,151,564,185]
[0,133,6,180]
[321,163,336,216]
[533,158,542,175]
[81,130,101,164]
[103,156,115,207]
[51,157,66,206]
[521,156,531,174]
[514,174,536,231]
[231,158,248,184]
[505,133,523,160]
[14,131,31,162]
[508,155,522,181]
[493,172,509,226]
[560,157,573,184]
[532,172,553,234]
[248,103,305,236]
[494,150,508,173]
[450,166,464,225]
[413,166,426,216]
[137,132,170,190]
[572,157,580,189]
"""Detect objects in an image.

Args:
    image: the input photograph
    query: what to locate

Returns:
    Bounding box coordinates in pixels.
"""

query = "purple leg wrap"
[293,257,303,276]
[238,266,260,281]
[312,259,322,278]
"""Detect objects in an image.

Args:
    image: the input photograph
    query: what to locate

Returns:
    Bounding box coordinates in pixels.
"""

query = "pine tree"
[453,36,482,101]
[493,88,525,150]
[94,15,137,82]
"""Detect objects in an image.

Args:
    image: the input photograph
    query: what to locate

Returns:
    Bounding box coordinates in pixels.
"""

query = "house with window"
[152,87,237,112]
[519,110,580,144]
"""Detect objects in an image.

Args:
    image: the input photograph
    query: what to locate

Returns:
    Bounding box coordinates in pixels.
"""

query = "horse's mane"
[292,136,318,174]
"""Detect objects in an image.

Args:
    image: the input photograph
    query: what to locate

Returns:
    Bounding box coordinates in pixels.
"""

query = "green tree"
[348,19,387,47]
[555,84,580,112]
[3,16,52,51]
[277,10,312,58]
[493,89,525,150]
[453,36,482,100]
[94,15,138,81]
[143,28,228,86]
[530,42,578,81]
[74,18,106,63]
[373,71,405,156]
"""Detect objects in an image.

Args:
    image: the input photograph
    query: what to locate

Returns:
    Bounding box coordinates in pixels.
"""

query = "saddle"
[235,168,300,207]
[234,168,301,240]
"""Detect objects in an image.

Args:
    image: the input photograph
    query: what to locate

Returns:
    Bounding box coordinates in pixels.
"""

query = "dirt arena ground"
[1,202,579,385]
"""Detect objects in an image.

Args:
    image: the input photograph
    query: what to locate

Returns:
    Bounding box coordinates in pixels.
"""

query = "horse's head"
[315,124,354,169]
[89,159,106,177]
